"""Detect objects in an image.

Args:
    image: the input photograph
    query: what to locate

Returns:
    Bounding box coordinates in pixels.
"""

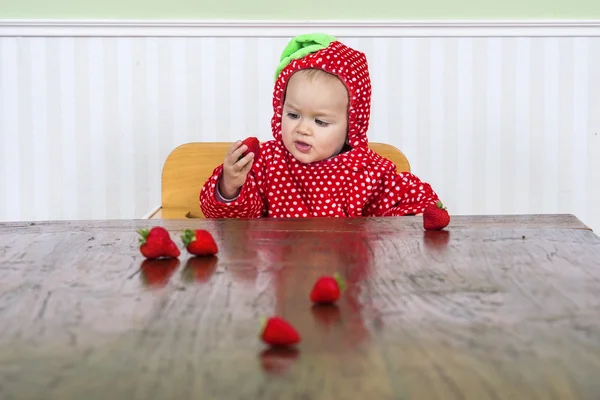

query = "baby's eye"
[287,112,299,119]
[315,119,329,127]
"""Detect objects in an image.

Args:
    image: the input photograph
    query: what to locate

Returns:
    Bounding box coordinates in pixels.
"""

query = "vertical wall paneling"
[0,32,598,232]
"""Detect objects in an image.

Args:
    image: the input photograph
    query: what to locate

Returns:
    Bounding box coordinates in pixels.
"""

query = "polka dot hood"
[199,33,440,218]
[271,34,371,161]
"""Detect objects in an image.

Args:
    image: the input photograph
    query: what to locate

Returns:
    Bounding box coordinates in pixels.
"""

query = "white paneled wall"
[0,28,599,231]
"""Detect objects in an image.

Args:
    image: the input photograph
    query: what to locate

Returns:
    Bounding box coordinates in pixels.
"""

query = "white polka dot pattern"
[272,41,372,150]
[199,40,440,219]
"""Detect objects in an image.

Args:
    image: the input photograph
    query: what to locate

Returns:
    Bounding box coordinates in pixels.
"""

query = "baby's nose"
[296,121,312,135]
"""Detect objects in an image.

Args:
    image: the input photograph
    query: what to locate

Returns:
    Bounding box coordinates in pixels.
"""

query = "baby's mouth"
[294,141,312,153]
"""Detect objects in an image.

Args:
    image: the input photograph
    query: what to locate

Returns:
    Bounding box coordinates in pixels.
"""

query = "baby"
[199,33,440,218]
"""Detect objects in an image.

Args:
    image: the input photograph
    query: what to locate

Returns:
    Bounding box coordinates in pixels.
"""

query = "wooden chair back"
[161,142,410,218]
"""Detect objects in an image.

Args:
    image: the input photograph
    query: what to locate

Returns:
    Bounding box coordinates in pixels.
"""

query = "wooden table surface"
[1,214,599,399]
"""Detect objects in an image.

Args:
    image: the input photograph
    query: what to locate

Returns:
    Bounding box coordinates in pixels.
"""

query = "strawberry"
[310,273,345,304]
[237,137,260,161]
[138,226,180,259]
[181,229,218,256]
[260,316,301,347]
[423,201,451,231]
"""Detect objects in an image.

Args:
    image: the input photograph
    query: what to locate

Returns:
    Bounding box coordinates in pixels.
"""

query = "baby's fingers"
[228,144,248,165]
[226,141,242,157]
[234,152,254,172]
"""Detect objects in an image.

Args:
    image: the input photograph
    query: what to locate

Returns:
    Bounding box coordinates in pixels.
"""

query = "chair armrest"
[141,206,162,219]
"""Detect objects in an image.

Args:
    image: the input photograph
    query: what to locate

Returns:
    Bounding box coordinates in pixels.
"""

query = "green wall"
[0,0,598,19]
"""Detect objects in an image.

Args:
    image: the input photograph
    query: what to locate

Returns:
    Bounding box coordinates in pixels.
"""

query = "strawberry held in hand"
[237,137,260,161]
[423,201,451,231]
[138,226,180,259]
[310,273,346,304]
[260,316,301,347]
[181,229,218,256]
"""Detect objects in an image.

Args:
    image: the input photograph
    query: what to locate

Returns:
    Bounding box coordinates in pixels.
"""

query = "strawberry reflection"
[230,265,259,283]
[263,226,375,351]
[341,282,373,347]
[423,230,451,252]
[140,258,180,288]
[181,256,219,283]
[258,347,300,375]
[214,219,377,350]
[210,219,260,283]
[310,304,342,332]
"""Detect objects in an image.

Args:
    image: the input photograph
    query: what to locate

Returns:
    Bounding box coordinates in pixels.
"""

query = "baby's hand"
[219,141,255,199]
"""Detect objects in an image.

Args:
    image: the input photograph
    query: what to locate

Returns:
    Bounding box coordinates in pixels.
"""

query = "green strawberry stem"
[333,272,346,292]
[181,229,196,247]
[259,316,268,337]
[137,228,150,245]
[436,201,447,210]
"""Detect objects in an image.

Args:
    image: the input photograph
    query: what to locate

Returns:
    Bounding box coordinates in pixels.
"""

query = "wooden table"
[1,214,599,399]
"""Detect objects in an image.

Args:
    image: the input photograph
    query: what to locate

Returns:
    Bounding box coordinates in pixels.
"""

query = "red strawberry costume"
[199,33,440,218]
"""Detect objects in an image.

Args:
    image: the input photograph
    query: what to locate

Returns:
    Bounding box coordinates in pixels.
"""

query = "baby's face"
[281,70,349,164]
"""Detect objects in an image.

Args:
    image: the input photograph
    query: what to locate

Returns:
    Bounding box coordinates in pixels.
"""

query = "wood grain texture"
[0,217,599,399]
[161,141,411,219]
[145,211,592,231]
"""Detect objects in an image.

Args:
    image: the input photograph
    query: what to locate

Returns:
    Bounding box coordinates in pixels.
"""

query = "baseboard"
[1,19,600,37]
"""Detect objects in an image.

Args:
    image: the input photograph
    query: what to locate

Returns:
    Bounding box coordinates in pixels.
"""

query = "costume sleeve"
[364,169,440,217]
[214,181,239,203]
[199,159,267,219]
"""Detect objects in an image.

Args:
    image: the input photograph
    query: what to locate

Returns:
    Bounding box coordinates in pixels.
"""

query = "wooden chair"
[145,142,411,219]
